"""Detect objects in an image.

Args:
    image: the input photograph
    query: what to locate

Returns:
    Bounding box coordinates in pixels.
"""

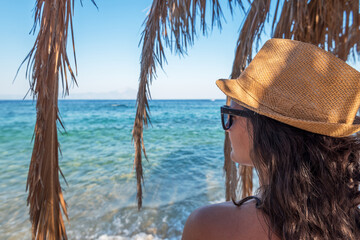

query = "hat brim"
[216,78,360,137]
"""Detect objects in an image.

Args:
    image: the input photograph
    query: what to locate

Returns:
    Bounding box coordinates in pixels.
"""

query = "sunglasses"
[220,105,253,130]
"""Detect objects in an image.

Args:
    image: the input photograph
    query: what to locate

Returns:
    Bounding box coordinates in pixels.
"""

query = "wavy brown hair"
[235,109,360,240]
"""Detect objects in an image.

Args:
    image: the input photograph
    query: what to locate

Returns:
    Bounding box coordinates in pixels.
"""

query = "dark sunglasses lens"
[222,113,232,130]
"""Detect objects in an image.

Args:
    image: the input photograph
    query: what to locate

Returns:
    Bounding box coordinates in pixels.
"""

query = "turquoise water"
[0,99,232,239]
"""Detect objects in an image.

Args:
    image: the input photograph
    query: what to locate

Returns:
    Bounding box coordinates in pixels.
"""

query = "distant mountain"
[65,89,137,99]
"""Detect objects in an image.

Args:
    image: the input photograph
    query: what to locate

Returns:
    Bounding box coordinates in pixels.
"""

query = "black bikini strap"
[233,195,262,208]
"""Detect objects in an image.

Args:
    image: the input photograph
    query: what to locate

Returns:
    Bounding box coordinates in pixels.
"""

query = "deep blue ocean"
[0,99,235,239]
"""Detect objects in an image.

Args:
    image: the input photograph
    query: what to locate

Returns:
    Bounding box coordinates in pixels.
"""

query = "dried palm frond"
[231,0,270,79]
[223,96,237,201]
[272,0,360,61]
[231,0,360,199]
[227,0,270,199]
[22,0,78,239]
[134,0,245,209]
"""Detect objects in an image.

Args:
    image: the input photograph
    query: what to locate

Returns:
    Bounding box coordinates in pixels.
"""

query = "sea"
[0,99,244,240]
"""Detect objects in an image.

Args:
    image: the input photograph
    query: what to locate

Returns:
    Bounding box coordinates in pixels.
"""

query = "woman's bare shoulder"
[182,200,280,240]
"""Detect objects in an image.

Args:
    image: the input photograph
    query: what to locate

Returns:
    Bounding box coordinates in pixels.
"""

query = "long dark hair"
[236,110,360,239]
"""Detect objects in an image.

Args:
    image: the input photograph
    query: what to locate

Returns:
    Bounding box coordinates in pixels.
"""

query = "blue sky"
[0,1,250,99]
[1,1,359,100]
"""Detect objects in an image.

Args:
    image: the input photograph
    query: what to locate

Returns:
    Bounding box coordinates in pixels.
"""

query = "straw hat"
[216,38,360,137]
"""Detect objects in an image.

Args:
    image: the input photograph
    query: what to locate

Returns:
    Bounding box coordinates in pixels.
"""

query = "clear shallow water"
[0,99,233,239]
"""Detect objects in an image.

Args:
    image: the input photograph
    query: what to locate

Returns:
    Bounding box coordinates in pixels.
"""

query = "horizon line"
[0,98,225,101]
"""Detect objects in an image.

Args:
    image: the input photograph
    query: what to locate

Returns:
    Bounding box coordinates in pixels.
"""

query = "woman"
[182,39,360,239]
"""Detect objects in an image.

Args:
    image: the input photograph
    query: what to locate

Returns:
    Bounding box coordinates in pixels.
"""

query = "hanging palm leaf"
[22,0,78,238]
[133,0,245,209]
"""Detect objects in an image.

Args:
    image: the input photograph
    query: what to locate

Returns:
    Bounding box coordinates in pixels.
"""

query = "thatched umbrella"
[20,0,95,239]
[134,0,360,209]
[22,1,77,238]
